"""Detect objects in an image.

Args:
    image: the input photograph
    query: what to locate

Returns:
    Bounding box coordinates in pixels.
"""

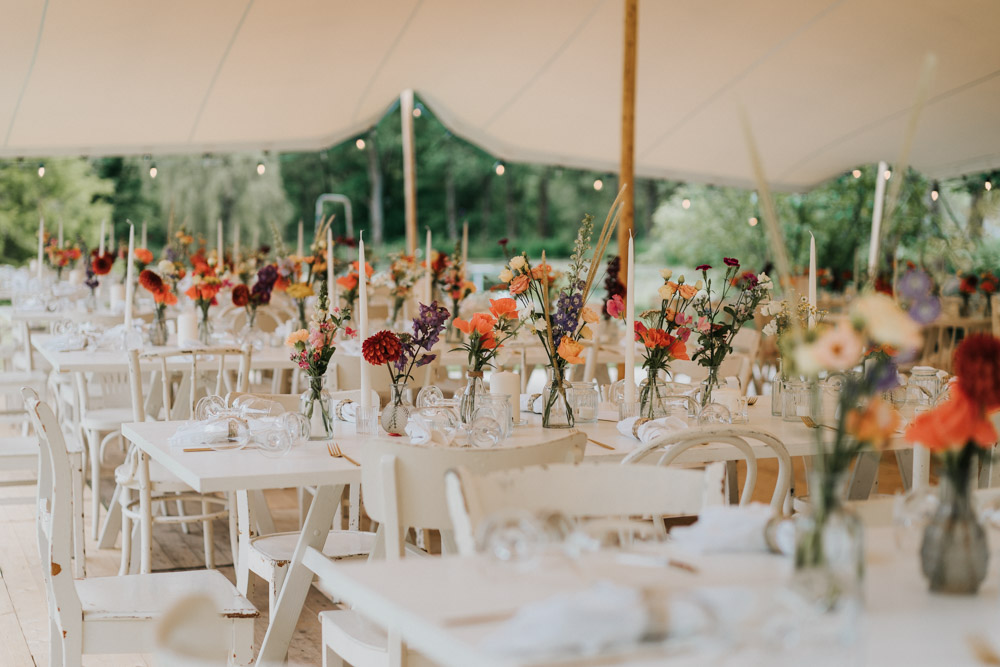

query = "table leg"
[847,450,880,500]
[236,490,256,598]
[256,483,344,666]
[138,450,152,574]
[894,449,913,491]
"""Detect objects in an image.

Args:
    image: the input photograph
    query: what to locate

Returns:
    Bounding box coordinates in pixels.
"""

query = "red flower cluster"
[138,269,178,306]
[91,252,115,276]
[232,284,250,307]
[362,330,403,366]
[634,322,689,359]
[953,333,1000,412]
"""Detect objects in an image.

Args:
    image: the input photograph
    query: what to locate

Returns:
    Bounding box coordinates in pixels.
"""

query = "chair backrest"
[361,432,587,559]
[130,345,251,420]
[622,424,792,512]
[446,461,726,556]
[21,388,82,634]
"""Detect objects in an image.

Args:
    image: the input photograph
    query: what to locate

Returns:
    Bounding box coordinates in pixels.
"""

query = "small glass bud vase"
[380,382,413,436]
[639,371,671,419]
[300,373,334,439]
[542,366,574,429]
[458,371,487,424]
[567,381,599,423]
[149,311,169,347]
[920,476,988,595]
[197,308,213,345]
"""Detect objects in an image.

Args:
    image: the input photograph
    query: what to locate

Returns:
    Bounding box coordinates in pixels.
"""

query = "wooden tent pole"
[617,0,637,270]
[401,89,418,255]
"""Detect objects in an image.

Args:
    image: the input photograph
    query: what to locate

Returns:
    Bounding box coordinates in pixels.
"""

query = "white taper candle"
[624,234,636,403]
[424,227,432,304]
[37,218,45,280]
[808,232,817,328]
[98,218,106,255]
[124,222,135,329]
[359,233,371,409]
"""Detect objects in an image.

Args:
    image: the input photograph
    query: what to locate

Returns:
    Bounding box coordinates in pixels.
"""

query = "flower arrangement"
[372,252,420,324]
[84,249,115,306]
[690,259,772,404]
[139,268,178,345]
[232,264,279,331]
[336,260,374,315]
[601,256,626,320]
[425,249,450,301]
[286,281,353,436]
[452,298,521,422]
[608,269,696,418]
[761,297,820,339]
[498,194,623,428]
[441,244,476,339]
[133,247,154,273]
[904,333,999,594]
[286,281,315,330]
[184,255,225,344]
[44,237,82,279]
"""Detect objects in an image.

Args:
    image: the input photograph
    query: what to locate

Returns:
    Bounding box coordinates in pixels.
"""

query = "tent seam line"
[4,0,50,148]
[187,0,256,143]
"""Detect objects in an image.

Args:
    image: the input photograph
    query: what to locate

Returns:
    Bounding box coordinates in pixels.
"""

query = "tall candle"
[326,229,335,301]
[98,218,106,255]
[233,221,241,266]
[296,220,305,281]
[251,224,260,252]
[624,234,636,403]
[57,219,63,246]
[216,220,224,264]
[424,227,432,304]
[490,370,520,423]
[358,233,371,409]
[808,232,817,328]
[461,221,469,279]
[124,222,135,329]
[868,160,888,279]
[141,220,147,248]
[36,218,45,280]
[177,309,198,344]
[108,221,115,254]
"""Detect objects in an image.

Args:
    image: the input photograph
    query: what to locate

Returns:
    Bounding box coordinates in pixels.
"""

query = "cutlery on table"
[800,416,837,431]
[588,438,615,451]
[327,441,360,466]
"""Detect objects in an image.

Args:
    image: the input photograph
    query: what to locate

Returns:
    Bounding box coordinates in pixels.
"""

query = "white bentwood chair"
[305,433,587,667]
[23,388,258,667]
[445,461,727,556]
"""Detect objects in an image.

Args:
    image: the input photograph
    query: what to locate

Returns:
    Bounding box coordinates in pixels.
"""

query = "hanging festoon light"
[884,169,892,180]
[986,180,992,191]
[355,138,366,150]
[37,163,45,178]
[149,163,158,179]
[593,178,604,191]
[493,161,506,176]
[852,169,862,179]
[931,189,939,201]
[256,161,266,176]
[748,216,758,227]
[681,198,691,209]
[412,103,424,118]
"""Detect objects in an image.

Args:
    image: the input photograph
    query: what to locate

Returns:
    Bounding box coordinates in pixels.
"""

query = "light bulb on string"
[37,164,45,178]
[256,162,266,176]
[748,217,758,227]
[356,138,366,150]
[986,181,992,191]
[493,161,506,176]
[681,198,691,209]
[593,178,604,191]
[930,190,939,201]
[149,164,157,179]
[852,169,861,179]
[884,170,891,180]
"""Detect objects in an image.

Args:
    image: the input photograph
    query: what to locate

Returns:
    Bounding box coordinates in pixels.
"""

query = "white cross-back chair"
[305,433,587,667]
[622,424,793,512]
[23,387,258,667]
[224,389,381,614]
[107,346,250,574]
[445,461,727,556]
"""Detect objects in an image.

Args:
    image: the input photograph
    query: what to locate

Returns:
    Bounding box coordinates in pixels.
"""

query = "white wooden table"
[308,528,1000,666]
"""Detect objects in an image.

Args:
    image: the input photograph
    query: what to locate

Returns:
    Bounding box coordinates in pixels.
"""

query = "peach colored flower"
[489,298,518,320]
[557,337,586,364]
[580,306,599,324]
[812,321,864,371]
[678,284,698,300]
[285,329,309,347]
[509,274,530,296]
[846,398,900,449]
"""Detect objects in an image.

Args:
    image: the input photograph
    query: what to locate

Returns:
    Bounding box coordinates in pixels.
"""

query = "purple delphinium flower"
[551,281,584,348]
[252,264,278,305]
[868,359,900,393]
[898,269,932,300]
[412,301,450,350]
[908,295,941,325]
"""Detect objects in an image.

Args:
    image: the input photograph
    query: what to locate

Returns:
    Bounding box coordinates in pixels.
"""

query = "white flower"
[762,299,784,316]
[762,320,778,337]
[757,272,773,290]
[694,280,704,290]
[509,255,526,271]
[852,293,922,351]
[499,268,513,283]
[157,259,174,274]
[812,321,864,371]
[793,342,823,376]
[657,284,675,300]
[659,268,673,280]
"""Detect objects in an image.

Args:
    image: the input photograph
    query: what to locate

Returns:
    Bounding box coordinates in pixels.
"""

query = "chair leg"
[322,642,345,667]
[177,496,190,534]
[62,621,83,667]
[348,483,360,531]
[98,484,123,550]
[228,493,238,571]
[203,500,215,569]
[269,565,287,614]
[87,429,101,539]
[297,487,312,530]
[71,464,86,577]
[119,492,132,576]
[232,617,255,666]
[48,616,64,667]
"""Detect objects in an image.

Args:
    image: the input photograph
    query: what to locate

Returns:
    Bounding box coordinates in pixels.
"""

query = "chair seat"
[251,531,424,564]
[76,570,257,621]
[0,436,37,470]
[115,458,197,491]
[320,609,388,653]
[82,407,133,432]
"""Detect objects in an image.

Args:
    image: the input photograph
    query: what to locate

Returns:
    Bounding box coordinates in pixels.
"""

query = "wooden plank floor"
[0,433,907,666]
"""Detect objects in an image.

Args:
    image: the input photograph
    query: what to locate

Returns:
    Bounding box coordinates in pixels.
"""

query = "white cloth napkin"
[332,399,357,423]
[405,412,452,446]
[478,581,649,658]
[45,334,87,352]
[669,503,786,554]
[616,416,688,443]
[519,393,543,415]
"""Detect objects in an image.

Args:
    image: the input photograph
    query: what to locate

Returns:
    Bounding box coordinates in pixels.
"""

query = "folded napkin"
[332,398,358,423]
[616,416,688,443]
[45,334,87,352]
[519,393,544,415]
[405,412,453,446]
[669,503,791,554]
[478,581,649,658]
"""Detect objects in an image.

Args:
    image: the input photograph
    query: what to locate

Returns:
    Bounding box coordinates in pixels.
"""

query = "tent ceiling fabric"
[1,0,998,190]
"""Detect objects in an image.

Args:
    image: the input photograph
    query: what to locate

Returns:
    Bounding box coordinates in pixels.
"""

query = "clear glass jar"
[459,372,487,424]
[197,306,213,344]
[472,394,512,438]
[782,379,810,422]
[907,367,940,406]
[300,373,333,439]
[567,381,599,424]
[541,366,574,429]
[921,475,989,594]
[638,371,671,419]
[771,358,785,416]
[380,382,413,436]
[149,310,168,346]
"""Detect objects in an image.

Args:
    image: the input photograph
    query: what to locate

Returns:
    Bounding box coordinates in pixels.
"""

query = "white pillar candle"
[424,227,432,304]
[108,221,115,255]
[216,220,224,265]
[98,218,106,255]
[326,229,335,302]
[141,220,147,248]
[461,221,469,280]
[624,235,636,403]
[232,222,240,266]
[109,283,125,310]
[868,160,888,279]
[808,232,817,328]
[297,220,305,282]
[124,222,136,329]
[36,217,45,280]
[177,310,198,344]
[359,234,372,409]
[490,370,521,423]
[58,219,63,246]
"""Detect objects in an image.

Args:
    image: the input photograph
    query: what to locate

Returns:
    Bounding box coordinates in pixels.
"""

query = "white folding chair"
[445,461,726,556]
[23,389,258,666]
[308,433,587,667]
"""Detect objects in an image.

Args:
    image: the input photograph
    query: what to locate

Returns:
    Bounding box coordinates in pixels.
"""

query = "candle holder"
[355,405,380,436]
[618,401,640,422]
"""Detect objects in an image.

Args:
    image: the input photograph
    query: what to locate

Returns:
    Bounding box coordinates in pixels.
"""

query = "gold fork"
[327,441,360,467]
[800,416,837,431]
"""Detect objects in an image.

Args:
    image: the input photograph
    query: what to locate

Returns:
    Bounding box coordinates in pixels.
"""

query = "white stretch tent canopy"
[2,0,999,189]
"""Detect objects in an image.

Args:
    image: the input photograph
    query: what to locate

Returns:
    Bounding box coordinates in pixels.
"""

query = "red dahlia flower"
[363,330,403,366]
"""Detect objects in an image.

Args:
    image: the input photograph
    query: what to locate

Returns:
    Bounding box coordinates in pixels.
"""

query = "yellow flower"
[499,268,513,283]
[286,283,314,299]
[658,283,676,300]
[580,306,599,324]
[285,329,309,347]
[509,255,526,271]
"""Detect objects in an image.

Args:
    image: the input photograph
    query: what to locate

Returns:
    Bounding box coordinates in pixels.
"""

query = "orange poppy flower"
[337,274,359,290]
[845,398,900,449]
[488,298,518,320]
[904,389,997,452]
[530,263,554,281]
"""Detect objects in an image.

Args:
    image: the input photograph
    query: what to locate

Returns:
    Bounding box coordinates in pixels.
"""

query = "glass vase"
[380,382,413,436]
[771,358,785,416]
[458,371,487,424]
[639,370,671,419]
[300,373,334,439]
[541,366,574,429]
[793,472,864,610]
[197,307,213,345]
[699,364,722,408]
[86,287,97,312]
[920,475,989,595]
[149,310,169,346]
